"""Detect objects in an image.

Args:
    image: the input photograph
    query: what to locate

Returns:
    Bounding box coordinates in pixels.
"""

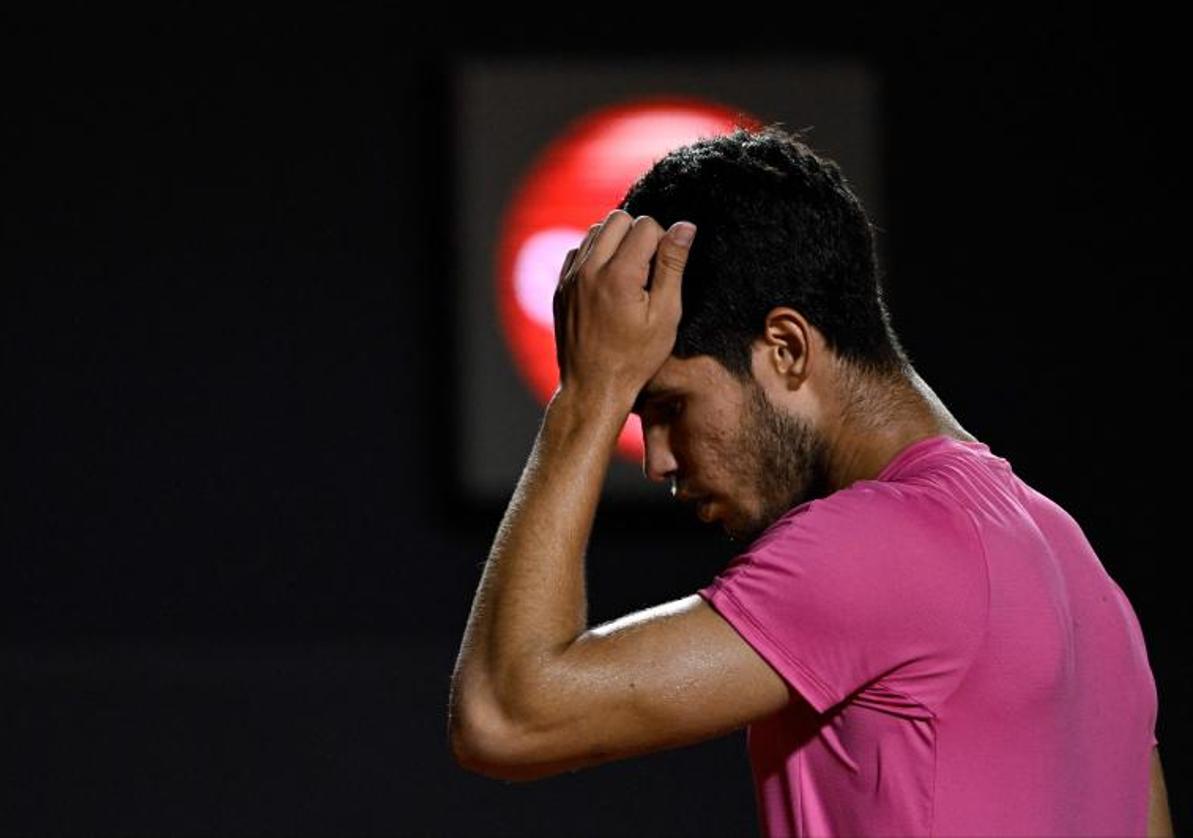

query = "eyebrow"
[631,384,681,416]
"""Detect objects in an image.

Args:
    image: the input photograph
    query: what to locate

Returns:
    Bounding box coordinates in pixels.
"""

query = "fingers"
[559,223,601,284]
[584,211,669,296]
[618,215,670,284]
[586,209,636,269]
[570,210,695,306]
[649,221,696,315]
[578,222,601,264]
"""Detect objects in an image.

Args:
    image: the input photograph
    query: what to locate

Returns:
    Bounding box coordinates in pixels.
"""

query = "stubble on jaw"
[727,378,833,542]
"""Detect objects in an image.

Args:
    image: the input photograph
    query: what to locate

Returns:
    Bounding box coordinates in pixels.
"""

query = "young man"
[448,126,1172,836]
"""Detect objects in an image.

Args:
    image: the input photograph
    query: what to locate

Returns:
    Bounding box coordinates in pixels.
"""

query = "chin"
[727,504,788,543]
[722,514,761,544]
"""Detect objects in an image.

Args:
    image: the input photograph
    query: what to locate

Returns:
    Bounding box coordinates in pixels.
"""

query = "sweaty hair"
[619,123,913,385]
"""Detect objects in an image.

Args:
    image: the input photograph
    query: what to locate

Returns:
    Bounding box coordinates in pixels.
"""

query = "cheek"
[701,432,745,484]
[676,406,746,480]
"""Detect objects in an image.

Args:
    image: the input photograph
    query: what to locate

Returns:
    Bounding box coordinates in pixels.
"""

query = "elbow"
[449,716,551,783]
[449,661,586,781]
[448,696,572,783]
[449,722,500,779]
[447,691,530,781]
[447,687,495,775]
[447,706,480,773]
[447,668,507,776]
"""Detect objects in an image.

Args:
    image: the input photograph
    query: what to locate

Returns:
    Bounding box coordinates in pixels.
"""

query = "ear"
[757,307,812,388]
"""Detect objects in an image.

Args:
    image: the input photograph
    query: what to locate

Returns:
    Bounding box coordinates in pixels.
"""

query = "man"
[448,125,1172,836]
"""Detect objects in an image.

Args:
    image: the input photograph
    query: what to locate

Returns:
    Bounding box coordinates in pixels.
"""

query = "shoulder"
[752,478,977,557]
[715,480,984,606]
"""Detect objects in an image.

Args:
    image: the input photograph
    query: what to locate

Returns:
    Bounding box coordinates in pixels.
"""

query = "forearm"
[450,385,630,729]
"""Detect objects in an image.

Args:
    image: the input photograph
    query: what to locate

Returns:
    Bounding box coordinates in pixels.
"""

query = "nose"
[642,421,678,484]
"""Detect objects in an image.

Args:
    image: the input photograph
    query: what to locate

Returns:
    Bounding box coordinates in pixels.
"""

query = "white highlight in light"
[513,226,587,328]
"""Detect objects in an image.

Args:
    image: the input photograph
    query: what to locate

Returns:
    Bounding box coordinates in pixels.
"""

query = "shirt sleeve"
[1109,581,1162,752]
[698,482,989,716]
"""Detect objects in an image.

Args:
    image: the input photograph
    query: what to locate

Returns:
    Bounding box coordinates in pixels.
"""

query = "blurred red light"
[495,97,762,464]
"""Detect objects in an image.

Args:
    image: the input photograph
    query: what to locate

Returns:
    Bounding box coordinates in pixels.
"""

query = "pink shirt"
[698,435,1159,837]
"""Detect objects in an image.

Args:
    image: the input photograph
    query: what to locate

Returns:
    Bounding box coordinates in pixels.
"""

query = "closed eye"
[647,399,682,422]
[636,392,684,425]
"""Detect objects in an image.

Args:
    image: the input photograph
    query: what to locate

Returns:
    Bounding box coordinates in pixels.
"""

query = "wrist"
[547,383,634,435]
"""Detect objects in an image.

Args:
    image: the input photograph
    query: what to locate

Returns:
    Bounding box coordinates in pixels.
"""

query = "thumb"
[649,221,696,310]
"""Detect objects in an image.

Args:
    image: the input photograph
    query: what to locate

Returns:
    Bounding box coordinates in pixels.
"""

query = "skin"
[1149,746,1174,836]
[448,209,1172,831]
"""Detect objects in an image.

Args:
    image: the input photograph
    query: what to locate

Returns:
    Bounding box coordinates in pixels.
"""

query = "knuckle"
[560,249,577,275]
[633,214,662,234]
[657,250,688,274]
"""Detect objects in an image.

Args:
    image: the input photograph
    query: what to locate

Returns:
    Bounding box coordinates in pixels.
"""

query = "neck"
[823,366,977,493]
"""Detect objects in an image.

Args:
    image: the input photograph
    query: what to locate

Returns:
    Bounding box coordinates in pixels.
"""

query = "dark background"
[3,7,1186,836]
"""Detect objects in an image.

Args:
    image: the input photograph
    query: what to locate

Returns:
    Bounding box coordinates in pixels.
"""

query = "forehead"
[634,354,740,410]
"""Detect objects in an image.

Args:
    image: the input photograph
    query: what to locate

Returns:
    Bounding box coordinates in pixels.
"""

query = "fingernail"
[670,221,696,247]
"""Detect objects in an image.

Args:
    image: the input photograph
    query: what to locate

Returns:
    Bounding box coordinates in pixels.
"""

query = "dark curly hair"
[619,122,913,385]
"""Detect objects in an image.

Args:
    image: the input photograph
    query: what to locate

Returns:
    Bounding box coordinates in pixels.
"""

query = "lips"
[697,499,716,523]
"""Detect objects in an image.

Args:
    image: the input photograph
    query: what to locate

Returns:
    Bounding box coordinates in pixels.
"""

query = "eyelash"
[641,398,682,424]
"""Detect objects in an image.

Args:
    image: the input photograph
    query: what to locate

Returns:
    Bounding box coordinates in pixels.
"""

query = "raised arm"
[447,211,796,780]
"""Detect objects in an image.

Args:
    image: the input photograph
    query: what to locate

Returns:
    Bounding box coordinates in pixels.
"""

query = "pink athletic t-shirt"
[698,434,1159,837]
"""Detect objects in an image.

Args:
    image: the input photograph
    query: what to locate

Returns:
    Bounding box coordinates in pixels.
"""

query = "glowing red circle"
[495,97,762,464]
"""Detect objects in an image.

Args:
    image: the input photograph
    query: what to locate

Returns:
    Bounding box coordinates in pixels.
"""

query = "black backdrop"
[3,7,1187,835]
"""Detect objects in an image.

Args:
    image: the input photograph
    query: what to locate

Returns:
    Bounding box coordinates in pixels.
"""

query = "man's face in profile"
[634,352,832,542]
